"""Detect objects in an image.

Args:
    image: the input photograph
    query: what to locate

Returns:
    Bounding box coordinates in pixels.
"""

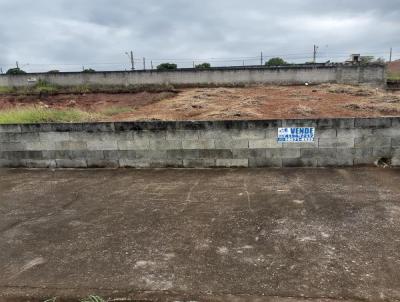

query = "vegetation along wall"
[0,117,399,168]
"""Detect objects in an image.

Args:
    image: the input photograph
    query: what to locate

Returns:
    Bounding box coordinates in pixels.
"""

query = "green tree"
[82,68,96,73]
[6,68,27,75]
[157,63,177,70]
[265,57,287,66]
[195,62,211,69]
[47,70,60,73]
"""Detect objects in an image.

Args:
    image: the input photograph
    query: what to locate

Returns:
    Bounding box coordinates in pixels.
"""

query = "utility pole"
[125,51,135,70]
[143,57,146,70]
[16,61,19,69]
[0,67,3,74]
[151,61,154,70]
[261,52,263,66]
[193,61,195,68]
[389,47,393,63]
[313,45,319,64]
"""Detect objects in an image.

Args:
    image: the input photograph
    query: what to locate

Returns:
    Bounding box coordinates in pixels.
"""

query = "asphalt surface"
[0,168,400,302]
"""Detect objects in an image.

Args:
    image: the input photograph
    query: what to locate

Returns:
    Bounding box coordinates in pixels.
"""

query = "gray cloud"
[0,0,398,72]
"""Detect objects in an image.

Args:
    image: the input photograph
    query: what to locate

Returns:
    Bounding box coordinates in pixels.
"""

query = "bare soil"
[1,84,400,121]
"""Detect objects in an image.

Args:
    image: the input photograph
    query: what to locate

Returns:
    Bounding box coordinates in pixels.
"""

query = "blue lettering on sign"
[277,127,315,142]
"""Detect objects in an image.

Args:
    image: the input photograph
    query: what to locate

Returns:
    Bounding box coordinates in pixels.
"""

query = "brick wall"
[0,118,399,168]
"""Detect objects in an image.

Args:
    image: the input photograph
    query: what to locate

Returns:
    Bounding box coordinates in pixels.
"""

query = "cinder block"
[87,140,118,151]
[319,138,354,148]
[264,148,301,159]
[336,148,373,158]
[392,118,400,128]
[118,139,149,150]
[25,141,57,151]
[119,159,150,168]
[0,142,25,151]
[182,140,214,150]
[198,130,231,140]
[215,159,248,167]
[134,131,166,140]
[0,124,21,133]
[7,132,40,142]
[69,132,98,141]
[54,141,87,150]
[354,137,391,148]
[148,159,183,168]
[282,119,317,127]
[167,149,199,159]
[231,129,265,140]
[282,142,317,149]
[0,159,23,167]
[183,159,216,168]
[103,150,120,159]
[282,158,318,167]
[43,150,102,160]
[233,149,266,159]
[0,133,9,142]
[215,140,248,149]
[249,139,282,149]
[373,147,394,157]
[150,140,182,150]
[248,158,282,167]
[166,130,199,140]
[198,149,233,158]
[300,148,336,158]
[337,129,373,139]
[2,151,43,160]
[56,159,87,168]
[315,129,337,139]
[134,150,167,159]
[372,128,400,137]
[317,118,354,129]
[317,157,353,167]
[39,132,70,141]
[355,118,391,128]
[87,159,119,168]
[392,138,400,147]
[353,157,377,166]
[22,159,56,168]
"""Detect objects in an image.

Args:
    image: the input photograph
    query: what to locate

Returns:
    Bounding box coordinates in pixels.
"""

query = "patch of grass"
[80,295,105,302]
[32,79,60,94]
[388,72,400,80]
[0,86,16,94]
[0,106,96,124]
[99,106,134,117]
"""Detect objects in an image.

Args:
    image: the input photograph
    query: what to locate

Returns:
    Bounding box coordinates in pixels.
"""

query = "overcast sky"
[0,0,399,72]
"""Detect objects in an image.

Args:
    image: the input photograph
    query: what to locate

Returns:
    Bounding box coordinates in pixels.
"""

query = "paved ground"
[0,168,400,302]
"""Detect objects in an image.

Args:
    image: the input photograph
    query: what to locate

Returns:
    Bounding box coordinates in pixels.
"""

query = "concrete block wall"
[0,117,399,168]
[0,65,386,87]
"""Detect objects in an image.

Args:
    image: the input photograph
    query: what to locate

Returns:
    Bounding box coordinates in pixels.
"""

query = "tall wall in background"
[0,65,386,87]
[0,117,399,168]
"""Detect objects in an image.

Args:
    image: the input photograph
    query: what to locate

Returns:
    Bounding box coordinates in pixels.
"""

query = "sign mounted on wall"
[277,127,315,142]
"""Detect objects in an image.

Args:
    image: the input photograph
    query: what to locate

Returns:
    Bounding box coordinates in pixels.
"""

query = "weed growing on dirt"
[80,295,106,302]
[0,107,96,124]
[99,106,134,117]
[0,86,16,94]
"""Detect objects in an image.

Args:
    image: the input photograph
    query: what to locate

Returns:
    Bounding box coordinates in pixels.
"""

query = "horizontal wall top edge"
[0,117,398,132]
[0,64,385,77]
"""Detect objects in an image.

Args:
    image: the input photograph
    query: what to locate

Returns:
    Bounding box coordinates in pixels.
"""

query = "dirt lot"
[1,84,400,121]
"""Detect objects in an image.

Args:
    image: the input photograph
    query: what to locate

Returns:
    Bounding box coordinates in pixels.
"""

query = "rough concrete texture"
[0,65,386,87]
[1,168,400,302]
[1,118,400,168]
